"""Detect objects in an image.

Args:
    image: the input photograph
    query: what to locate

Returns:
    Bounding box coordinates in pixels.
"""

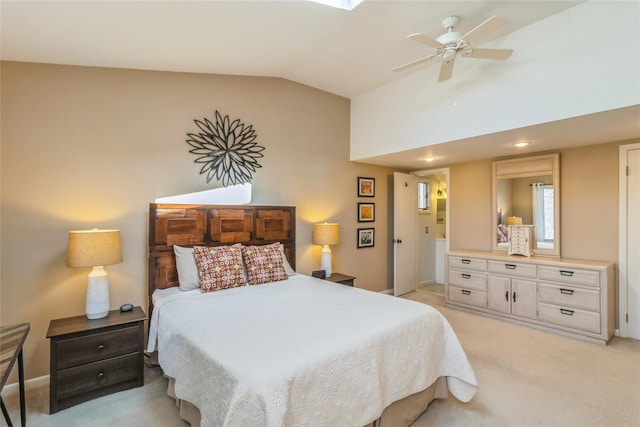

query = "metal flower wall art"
[186,111,265,186]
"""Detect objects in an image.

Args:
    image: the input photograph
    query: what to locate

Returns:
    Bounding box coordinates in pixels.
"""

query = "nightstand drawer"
[56,325,140,370]
[57,353,141,400]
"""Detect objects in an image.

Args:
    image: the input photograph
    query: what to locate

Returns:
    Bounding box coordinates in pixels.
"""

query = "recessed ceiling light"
[514,141,530,148]
[424,157,436,162]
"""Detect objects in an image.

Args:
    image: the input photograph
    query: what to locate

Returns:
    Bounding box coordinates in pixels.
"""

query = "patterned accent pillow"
[193,245,247,292]
[242,243,289,285]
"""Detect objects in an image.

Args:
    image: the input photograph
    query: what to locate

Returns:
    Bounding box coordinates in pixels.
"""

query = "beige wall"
[448,141,635,264]
[0,62,395,380]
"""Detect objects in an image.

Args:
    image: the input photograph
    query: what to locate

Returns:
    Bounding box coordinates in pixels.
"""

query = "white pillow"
[174,245,200,291]
[279,244,296,276]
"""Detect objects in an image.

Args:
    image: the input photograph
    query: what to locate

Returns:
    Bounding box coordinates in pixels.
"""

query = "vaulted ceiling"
[2,1,638,169]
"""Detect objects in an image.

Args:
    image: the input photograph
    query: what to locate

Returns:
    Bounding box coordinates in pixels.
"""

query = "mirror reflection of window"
[418,181,430,211]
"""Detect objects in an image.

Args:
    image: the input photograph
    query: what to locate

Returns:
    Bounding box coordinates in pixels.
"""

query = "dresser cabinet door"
[488,277,536,319]
[511,279,537,319]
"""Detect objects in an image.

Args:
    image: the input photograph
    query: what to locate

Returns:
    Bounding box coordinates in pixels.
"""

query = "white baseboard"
[418,280,437,287]
[2,374,49,396]
[379,289,393,295]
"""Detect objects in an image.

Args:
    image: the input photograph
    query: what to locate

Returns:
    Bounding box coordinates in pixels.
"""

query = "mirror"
[492,153,560,257]
[436,199,446,224]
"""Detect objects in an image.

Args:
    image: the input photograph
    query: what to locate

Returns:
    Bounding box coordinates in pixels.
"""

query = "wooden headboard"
[148,203,296,315]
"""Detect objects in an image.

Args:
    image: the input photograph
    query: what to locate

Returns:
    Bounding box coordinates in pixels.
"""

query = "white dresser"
[446,250,615,345]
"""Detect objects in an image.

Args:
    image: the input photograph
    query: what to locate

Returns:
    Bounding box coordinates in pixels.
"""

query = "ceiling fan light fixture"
[424,157,436,162]
[514,141,530,148]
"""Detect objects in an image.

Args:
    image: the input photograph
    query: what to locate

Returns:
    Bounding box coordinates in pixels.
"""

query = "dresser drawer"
[56,326,140,370]
[56,352,141,400]
[448,256,486,272]
[537,265,599,287]
[537,302,600,334]
[488,260,536,278]
[538,283,600,311]
[448,286,487,308]
[448,270,487,291]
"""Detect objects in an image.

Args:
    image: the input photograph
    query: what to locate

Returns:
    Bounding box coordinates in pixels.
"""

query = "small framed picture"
[358,203,375,222]
[357,177,375,197]
[357,228,375,248]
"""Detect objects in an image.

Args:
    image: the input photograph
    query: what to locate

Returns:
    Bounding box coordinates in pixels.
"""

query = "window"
[418,181,430,212]
[543,186,554,241]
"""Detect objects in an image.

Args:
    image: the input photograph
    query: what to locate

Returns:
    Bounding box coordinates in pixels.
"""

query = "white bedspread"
[148,275,477,427]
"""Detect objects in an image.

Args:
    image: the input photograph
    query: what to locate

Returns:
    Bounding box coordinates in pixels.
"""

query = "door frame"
[413,167,450,255]
[618,142,640,338]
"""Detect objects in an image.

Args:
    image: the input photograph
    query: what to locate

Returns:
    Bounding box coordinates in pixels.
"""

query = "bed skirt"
[165,375,448,427]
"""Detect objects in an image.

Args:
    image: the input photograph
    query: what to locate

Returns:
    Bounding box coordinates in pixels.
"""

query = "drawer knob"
[97,344,105,352]
[97,372,105,380]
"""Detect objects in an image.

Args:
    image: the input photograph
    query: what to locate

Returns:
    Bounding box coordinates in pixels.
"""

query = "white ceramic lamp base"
[320,245,333,278]
[86,266,110,319]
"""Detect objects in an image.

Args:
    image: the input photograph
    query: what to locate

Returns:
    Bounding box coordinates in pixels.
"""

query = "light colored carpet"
[2,287,638,426]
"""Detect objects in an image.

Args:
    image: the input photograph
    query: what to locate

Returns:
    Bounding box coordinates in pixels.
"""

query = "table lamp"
[312,223,339,278]
[67,229,122,319]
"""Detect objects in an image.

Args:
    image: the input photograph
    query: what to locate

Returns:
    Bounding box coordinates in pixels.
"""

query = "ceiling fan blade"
[438,59,455,82]
[407,33,443,49]
[393,54,441,72]
[463,48,513,60]
[460,15,508,46]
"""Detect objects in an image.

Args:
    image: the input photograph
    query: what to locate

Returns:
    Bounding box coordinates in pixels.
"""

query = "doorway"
[414,168,450,293]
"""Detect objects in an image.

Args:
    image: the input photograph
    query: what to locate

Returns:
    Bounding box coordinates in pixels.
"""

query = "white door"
[394,172,418,296]
[623,146,640,339]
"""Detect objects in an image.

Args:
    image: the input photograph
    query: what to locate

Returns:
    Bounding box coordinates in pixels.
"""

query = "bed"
[147,203,477,427]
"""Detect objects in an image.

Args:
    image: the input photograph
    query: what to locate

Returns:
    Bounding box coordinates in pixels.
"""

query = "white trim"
[379,289,393,295]
[618,142,640,338]
[2,374,49,397]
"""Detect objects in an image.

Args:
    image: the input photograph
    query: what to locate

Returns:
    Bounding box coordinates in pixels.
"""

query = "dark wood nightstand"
[325,272,356,287]
[46,306,146,413]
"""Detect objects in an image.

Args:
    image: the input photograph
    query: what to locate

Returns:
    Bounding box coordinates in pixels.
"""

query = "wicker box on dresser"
[446,250,615,345]
[46,307,146,413]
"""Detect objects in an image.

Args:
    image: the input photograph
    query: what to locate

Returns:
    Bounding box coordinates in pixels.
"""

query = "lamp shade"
[312,223,339,246]
[67,229,122,268]
[506,216,523,226]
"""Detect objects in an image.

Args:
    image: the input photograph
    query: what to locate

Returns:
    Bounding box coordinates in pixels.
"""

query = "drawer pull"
[505,291,509,301]
[461,259,471,264]
[97,372,105,380]
[461,274,471,279]
[505,264,517,270]
[560,288,574,295]
[560,270,574,277]
[461,290,471,295]
[560,308,575,316]
[97,344,105,352]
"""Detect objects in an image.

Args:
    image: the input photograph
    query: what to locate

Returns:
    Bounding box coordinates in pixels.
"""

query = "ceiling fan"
[393,15,513,82]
